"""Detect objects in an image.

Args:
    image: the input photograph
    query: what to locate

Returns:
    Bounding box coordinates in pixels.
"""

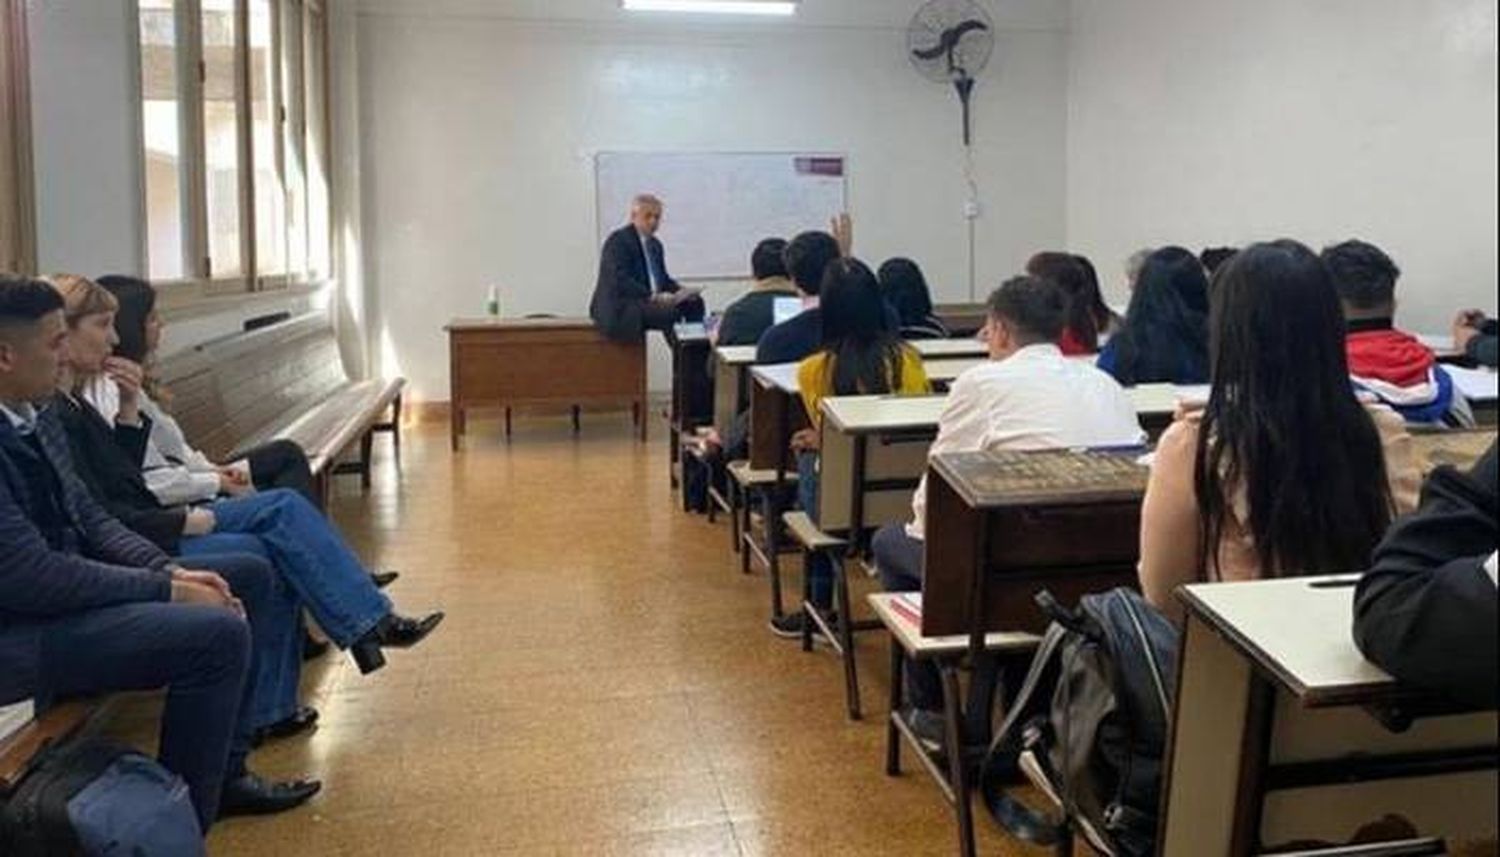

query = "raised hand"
[830,213,853,257]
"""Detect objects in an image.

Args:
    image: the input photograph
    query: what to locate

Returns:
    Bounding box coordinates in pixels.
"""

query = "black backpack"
[0,737,204,856]
[980,588,1179,857]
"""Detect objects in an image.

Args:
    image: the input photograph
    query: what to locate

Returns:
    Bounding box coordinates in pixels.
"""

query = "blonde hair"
[49,274,119,325]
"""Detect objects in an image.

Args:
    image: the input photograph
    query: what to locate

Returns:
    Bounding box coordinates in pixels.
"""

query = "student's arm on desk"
[1138,417,1205,626]
[1353,444,1498,708]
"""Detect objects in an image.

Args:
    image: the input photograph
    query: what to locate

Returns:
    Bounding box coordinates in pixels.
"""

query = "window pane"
[249,0,284,276]
[140,0,184,280]
[281,0,307,279]
[305,4,330,278]
[202,0,242,278]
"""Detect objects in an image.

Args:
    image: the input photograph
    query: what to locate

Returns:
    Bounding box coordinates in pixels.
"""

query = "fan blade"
[912,41,949,61]
[947,19,990,42]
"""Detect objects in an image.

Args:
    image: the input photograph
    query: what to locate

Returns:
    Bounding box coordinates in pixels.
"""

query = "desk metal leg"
[835,557,861,720]
[942,663,977,857]
[886,640,904,776]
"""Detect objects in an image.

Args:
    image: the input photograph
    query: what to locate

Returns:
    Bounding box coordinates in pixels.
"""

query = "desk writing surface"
[1178,575,1396,706]
[822,395,946,434]
[911,338,987,358]
[715,345,758,365]
[930,448,1148,510]
[673,322,709,342]
[447,316,596,331]
[1446,365,1500,402]
[751,362,800,393]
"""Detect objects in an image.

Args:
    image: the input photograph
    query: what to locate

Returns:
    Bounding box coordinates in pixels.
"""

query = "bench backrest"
[156,313,350,461]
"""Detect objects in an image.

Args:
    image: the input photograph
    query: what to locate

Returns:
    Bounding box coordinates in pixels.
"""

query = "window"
[135,0,333,292]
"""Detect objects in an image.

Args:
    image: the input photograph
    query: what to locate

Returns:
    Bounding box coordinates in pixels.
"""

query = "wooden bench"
[157,312,405,503]
[0,701,105,795]
[445,317,647,449]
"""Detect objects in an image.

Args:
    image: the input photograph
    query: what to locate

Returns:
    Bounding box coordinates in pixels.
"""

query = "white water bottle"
[486,285,501,317]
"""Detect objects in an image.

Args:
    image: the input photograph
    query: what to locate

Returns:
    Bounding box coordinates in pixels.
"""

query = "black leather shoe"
[370,571,400,589]
[218,773,322,819]
[250,705,319,747]
[374,611,444,649]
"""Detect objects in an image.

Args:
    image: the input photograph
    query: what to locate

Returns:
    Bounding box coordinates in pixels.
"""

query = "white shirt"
[907,344,1147,539]
[0,401,38,433]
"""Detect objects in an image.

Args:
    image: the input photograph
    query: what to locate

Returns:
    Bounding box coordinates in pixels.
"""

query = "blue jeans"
[178,535,301,731]
[207,489,391,647]
[797,451,834,609]
[34,552,276,831]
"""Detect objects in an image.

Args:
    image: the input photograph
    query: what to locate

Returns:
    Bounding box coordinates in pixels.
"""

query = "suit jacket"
[0,406,173,704]
[53,393,187,553]
[589,224,680,341]
[1353,441,1497,708]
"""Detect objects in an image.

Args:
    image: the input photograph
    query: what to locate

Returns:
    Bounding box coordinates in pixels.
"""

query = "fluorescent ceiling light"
[622,0,798,16]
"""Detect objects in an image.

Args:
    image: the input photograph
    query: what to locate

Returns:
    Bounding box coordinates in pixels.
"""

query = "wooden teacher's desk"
[445,317,646,449]
[1164,575,1498,855]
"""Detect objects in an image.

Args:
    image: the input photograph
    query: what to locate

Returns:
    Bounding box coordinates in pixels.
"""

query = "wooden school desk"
[711,344,757,437]
[910,338,988,359]
[907,449,1150,857]
[933,303,990,337]
[1163,575,1498,856]
[667,322,713,488]
[445,318,647,449]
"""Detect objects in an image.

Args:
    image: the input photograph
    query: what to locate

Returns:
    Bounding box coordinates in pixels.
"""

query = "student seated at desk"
[1025,252,1119,355]
[755,230,844,366]
[1354,440,1496,708]
[1452,309,1499,368]
[1096,246,1210,386]
[1322,239,1474,427]
[771,258,930,638]
[1139,241,1421,625]
[877,258,949,340]
[713,238,796,347]
[871,275,1144,731]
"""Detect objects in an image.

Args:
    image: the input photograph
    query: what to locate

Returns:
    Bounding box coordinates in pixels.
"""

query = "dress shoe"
[250,705,319,747]
[370,570,400,589]
[218,773,321,819]
[349,611,444,674]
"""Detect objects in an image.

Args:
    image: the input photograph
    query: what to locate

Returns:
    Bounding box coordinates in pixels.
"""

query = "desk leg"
[450,405,463,451]
[1160,615,1268,857]
[941,663,977,857]
[886,640,904,776]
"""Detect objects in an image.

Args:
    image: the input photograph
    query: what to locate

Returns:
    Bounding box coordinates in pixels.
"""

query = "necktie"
[643,238,662,292]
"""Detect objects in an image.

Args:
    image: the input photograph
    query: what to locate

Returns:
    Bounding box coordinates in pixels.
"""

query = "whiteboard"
[595,151,848,280]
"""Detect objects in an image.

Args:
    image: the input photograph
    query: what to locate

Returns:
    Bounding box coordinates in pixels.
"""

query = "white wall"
[356,0,1069,400]
[1067,0,1499,329]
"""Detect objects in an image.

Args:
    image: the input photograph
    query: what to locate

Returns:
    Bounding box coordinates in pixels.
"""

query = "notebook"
[0,699,35,744]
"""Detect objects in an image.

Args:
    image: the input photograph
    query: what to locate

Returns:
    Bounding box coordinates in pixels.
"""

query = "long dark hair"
[1108,246,1209,385]
[1196,240,1394,581]
[1072,254,1116,330]
[819,258,905,396]
[95,274,156,364]
[876,257,934,327]
[1026,252,1105,350]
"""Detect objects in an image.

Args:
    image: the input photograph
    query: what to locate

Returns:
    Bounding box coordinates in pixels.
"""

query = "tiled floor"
[107,412,1044,856]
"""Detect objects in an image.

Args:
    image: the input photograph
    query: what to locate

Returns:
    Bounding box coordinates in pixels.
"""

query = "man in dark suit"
[0,276,317,830]
[590,194,705,342]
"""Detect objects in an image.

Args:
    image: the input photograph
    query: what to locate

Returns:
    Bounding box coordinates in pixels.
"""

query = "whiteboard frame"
[592,150,850,282]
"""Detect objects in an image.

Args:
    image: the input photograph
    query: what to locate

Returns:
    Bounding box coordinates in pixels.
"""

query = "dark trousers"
[642,293,707,333]
[872,523,941,710]
[798,451,835,608]
[244,439,317,507]
[32,552,278,831]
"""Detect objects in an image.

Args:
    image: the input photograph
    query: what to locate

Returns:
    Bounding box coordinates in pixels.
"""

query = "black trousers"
[244,439,317,507]
[641,293,706,333]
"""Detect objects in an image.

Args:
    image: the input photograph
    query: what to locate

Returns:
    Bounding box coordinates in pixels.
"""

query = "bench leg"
[766,491,784,619]
[739,487,753,575]
[450,406,461,452]
[359,430,374,491]
[505,407,512,439]
[572,405,581,434]
[391,393,403,456]
[728,479,742,555]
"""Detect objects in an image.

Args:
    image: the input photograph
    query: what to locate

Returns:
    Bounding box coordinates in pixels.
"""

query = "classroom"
[0,0,1496,855]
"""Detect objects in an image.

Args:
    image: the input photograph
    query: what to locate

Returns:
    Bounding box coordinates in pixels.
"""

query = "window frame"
[134,0,332,303]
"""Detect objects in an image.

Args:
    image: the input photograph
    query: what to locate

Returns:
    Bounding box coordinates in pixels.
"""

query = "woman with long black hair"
[770,258,930,638]
[1096,246,1210,386]
[1138,240,1420,624]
